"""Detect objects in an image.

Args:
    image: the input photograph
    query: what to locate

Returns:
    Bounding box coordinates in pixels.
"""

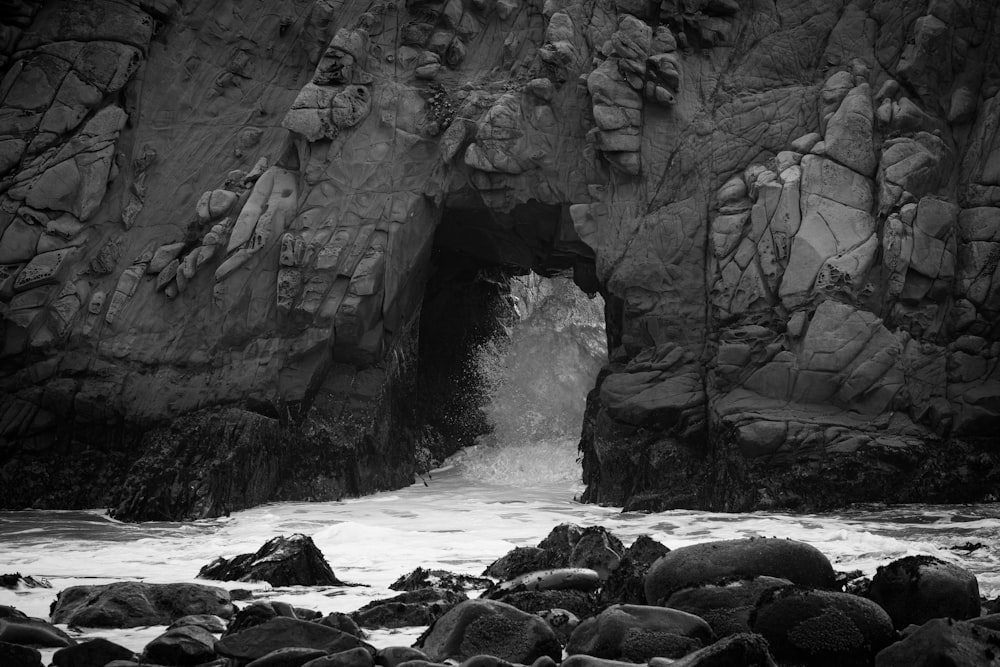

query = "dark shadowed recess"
[413,200,602,465]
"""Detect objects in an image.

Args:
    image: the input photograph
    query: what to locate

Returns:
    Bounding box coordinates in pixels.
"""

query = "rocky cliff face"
[0,0,997,517]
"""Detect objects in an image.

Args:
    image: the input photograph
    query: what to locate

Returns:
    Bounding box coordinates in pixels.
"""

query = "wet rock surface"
[0,526,994,667]
[50,582,234,629]
[1,0,998,517]
[198,534,347,587]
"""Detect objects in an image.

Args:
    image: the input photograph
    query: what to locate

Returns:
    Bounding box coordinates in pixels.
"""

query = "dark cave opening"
[412,200,604,465]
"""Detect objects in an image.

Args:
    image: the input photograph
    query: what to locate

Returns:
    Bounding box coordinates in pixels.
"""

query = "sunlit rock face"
[0,0,998,516]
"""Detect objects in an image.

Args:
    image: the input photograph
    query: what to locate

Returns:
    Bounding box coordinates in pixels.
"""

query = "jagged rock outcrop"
[1,0,999,516]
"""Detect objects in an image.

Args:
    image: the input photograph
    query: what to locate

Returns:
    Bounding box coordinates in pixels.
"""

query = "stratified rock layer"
[1,0,999,516]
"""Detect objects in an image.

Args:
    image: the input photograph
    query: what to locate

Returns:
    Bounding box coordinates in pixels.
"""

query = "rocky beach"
[3,513,1000,667]
[2,0,1000,664]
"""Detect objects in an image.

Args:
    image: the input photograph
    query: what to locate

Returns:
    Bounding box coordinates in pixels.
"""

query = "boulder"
[51,638,135,667]
[601,535,670,606]
[663,576,792,637]
[168,614,228,633]
[664,632,778,666]
[141,625,217,665]
[351,588,466,629]
[0,616,76,647]
[0,641,42,667]
[565,604,714,661]
[486,569,601,598]
[215,617,371,663]
[489,589,597,620]
[246,646,329,667]
[875,618,1000,666]
[414,599,561,663]
[198,534,345,586]
[537,524,586,562]
[375,646,430,667]
[226,602,284,635]
[318,613,364,638]
[389,569,492,593]
[750,586,896,666]
[51,582,234,628]
[644,538,837,604]
[483,547,559,580]
[302,646,375,667]
[866,555,981,629]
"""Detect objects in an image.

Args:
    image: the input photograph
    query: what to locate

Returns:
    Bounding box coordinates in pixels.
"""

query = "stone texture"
[644,538,837,605]
[414,599,561,663]
[565,604,713,662]
[198,534,345,587]
[750,586,896,666]
[50,582,234,628]
[867,555,981,630]
[1,0,999,518]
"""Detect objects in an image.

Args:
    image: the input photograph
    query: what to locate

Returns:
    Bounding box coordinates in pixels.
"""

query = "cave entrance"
[413,200,608,474]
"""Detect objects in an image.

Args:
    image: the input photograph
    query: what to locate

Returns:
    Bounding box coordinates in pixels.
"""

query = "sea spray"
[455,274,607,486]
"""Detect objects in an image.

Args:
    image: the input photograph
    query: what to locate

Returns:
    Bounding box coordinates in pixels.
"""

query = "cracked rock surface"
[1,0,999,517]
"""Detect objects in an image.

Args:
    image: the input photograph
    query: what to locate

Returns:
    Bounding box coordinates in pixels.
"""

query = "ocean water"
[2,277,999,658]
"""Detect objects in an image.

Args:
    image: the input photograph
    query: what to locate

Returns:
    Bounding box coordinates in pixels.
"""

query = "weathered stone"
[215,617,370,663]
[566,604,713,662]
[414,599,561,664]
[51,582,234,628]
[645,539,837,605]
[3,0,1000,522]
[142,625,216,666]
[867,555,981,630]
[751,586,895,666]
[875,618,1000,667]
[198,534,344,586]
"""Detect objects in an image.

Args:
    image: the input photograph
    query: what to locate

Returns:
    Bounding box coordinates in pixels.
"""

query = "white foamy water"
[2,276,999,659]
[2,458,1000,658]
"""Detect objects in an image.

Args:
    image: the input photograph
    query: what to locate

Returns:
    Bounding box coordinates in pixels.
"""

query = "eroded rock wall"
[0,0,997,515]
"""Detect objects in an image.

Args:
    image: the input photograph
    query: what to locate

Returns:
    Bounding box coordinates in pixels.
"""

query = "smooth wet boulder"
[351,588,466,629]
[486,569,601,598]
[247,646,329,667]
[644,538,837,604]
[0,615,76,647]
[215,617,372,663]
[51,581,233,628]
[142,625,217,665]
[483,547,559,580]
[414,599,561,663]
[198,534,345,586]
[566,603,714,661]
[318,613,364,638]
[301,646,375,667]
[561,656,642,667]
[0,606,27,618]
[866,555,980,629]
[662,632,778,667]
[168,614,228,633]
[664,576,792,637]
[601,535,670,606]
[390,568,492,593]
[489,589,597,620]
[875,618,1000,666]
[375,646,430,667]
[750,586,896,666]
[0,641,42,667]
[52,638,135,667]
